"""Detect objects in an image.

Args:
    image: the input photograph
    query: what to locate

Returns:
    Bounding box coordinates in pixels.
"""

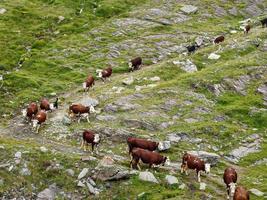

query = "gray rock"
[86,182,99,195]
[79,97,99,107]
[124,119,158,131]
[167,133,182,143]
[104,104,118,113]
[180,5,198,14]
[160,121,174,129]
[40,146,48,153]
[257,83,267,95]
[165,175,178,185]
[244,4,263,16]
[37,184,57,200]
[188,151,220,166]
[93,165,130,181]
[213,5,227,17]
[208,53,220,60]
[173,59,197,73]
[77,181,85,187]
[20,167,31,176]
[122,76,134,85]
[139,171,159,183]
[223,75,251,95]
[62,115,71,125]
[184,118,199,123]
[229,7,238,16]
[66,169,75,177]
[78,168,89,179]
[249,188,264,197]
[179,183,186,190]
[15,151,22,159]
[158,141,171,151]
[97,156,114,167]
[96,115,117,121]
[88,177,96,187]
[199,182,206,190]
[150,76,160,82]
[0,8,6,14]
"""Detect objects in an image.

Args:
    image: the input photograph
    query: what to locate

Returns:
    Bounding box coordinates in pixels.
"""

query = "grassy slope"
[0,0,267,199]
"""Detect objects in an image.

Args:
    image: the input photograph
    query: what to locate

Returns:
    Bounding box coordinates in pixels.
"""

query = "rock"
[37,184,57,200]
[122,76,134,85]
[20,167,31,176]
[66,169,75,177]
[184,118,199,123]
[40,146,48,153]
[78,168,89,179]
[81,156,97,162]
[165,175,178,185]
[187,151,220,166]
[112,86,125,94]
[62,115,71,125]
[150,76,160,82]
[249,188,264,197]
[15,151,22,159]
[104,104,118,113]
[98,156,114,167]
[160,121,174,129]
[77,181,85,187]
[50,92,57,96]
[208,53,220,60]
[229,7,238,16]
[79,97,99,107]
[58,16,65,23]
[96,115,117,121]
[179,183,186,190]
[93,165,130,181]
[244,4,263,17]
[124,119,158,131]
[167,133,182,143]
[173,59,197,73]
[158,141,171,151]
[88,177,96,187]
[257,83,267,100]
[195,37,204,46]
[213,5,227,17]
[139,171,159,183]
[180,5,198,14]
[199,182,206,190]
[230,30,238,34]
[86,182,99,195]
[0,8,7,14]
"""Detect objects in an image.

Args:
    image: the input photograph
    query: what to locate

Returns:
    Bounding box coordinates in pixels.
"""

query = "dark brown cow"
[244,25,251,34]
[233,186,249,200]
[214,35,225,44]
[97,67,112,82]
[81,130,100,153]
[128,57,142,72]
[22,102,38,122]
[32,111,47,133]
[127,137,164,154]
[130,148,169,170]
[223,167,238,199]
[83,75,95,92]
[260,18,267,28]
[181,153,210,182]
[40,98,54,111]
[69,103,95,123]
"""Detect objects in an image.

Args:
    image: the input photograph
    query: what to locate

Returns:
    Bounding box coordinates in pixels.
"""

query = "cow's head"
[82,82,87,89]
[163,156,170,166]
[157,142,164,151]
[205,163,211,174]
[94,134,100,143]
[128,61,133,69]
[22,109,27,117]
[49,103,55,110]
[229,182,236,197]
[96,69,103,78]
[32,119,39,128]
[89,105,96,113]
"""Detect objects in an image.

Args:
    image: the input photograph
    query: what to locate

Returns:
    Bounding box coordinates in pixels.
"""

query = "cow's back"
[234,186,249,200]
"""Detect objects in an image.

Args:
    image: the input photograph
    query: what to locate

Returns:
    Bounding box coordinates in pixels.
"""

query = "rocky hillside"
[0,0,267,199]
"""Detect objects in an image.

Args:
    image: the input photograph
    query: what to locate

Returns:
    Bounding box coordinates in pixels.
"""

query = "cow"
[130,148,170,170]
[181,152,211,182]
[40,98,55,112]
[22,102,38,122]
[244,25,251,34]
[214,35,225,44]
[69,103,95,123]
[32,111,47,133]
[260,18,267,28]
[223,167,238,199]
[233,186,249,200]
[186,43,199,54]
[127,137,165,154]
[128,57,142,72]
[81,130,100,153]
[96,67,112,82]
[83,75,95,92]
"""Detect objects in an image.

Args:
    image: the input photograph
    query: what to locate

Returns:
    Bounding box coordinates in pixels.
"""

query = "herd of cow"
[20,18,267,199]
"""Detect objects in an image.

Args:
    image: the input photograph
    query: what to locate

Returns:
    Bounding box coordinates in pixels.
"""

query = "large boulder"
[79,97,99,107]
[180,5,198,14]
[139,171,159,183]
[78,168,89,179]
[93,165,130,181]
[165,175,178,185]
[37,184,57,200]
[187,151,220,166]
[122,76,134,85]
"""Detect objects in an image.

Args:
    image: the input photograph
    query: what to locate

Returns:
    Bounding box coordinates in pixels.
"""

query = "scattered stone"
[173,59,197,73]
[81,156,97,162]
[104,104,118,113]
[112,86,125,94]
[199,182,206,190]
[88,177,96,187]
[40,146,48,153]
[139,171,159,184]
[165,175,178,185]
[158,141,171,151]
[15,151,22,159]
[98,156,114,167]
[213,5,227,17]
[184,118,199,123]
[230,30,238,34]
[208,53,220,60]
[66,169,75,177]
[93,165,130,181]
[79,97,99,107]
[150,76,160,82]
[195,37,204,46]
[179,183,186,190]
[62,115,71,125]
[77,181,85,187]
[188,151,220,166]
[96,115,117,121]
[122,76,134,85]
[244,4,263,17]
[86,182,99,195]
[78,168,89,179]
[229,7,238,16]
[160,121,174,129]
[37,184,57,200]
[180,5,198,14]
[58,16,65,23]
[20,167,31,176]
[249,188,264,197]
[0,8,6,14]
[124,119,158,131]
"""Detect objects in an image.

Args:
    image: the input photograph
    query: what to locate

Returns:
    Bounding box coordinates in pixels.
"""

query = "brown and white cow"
[81,130,100,153]
[243,24,251,34]
[40,98,55,112]
[69,103,95,123]
[181,153,211,182]
[130,148,170,170]
[223,167,238,199]
[214,35,225,44]
[233,186,249,200]
[22,102,38,122]
[96,67,112,82]
[32,110,47,133]
[127,137,165,154]
[128,57,142,72]
[83,75,95,92]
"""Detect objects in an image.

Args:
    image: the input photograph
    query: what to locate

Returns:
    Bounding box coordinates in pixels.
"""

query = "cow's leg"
[91,143,94,153]
[197,171,201,182]
[83,142,87,151]
[137,162,141,170]
[86,115,90,123]
[184,164,188,175]
[180,164,184,173]
[80,140,84,149]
